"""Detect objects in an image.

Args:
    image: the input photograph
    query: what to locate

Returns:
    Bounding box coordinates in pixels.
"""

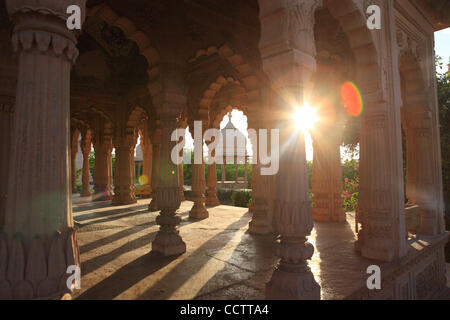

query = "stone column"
[0,0,86,299]
[258,0,321,300]
[190,125,209,219]
[244,156,248,186]
[141,132,153,194]
[178,164,185,201]
[70,128,79,194]
[248,124,272,235]
[152,113,186,256]
[311,128,345,222]
[248,163,256,212]
[235,159,239,183]
[357,103,407,261]
[148,132,161,211]
[80,131,92,198]
[113,134,137,205]
[93,136,113,201]
[402,108,441,235]
[221,164,226,183]
[0,96,14,230]
[205,145,220,206]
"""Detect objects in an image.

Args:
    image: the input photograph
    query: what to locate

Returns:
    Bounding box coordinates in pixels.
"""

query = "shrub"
[232,190,252,208]
[217,188,234,205]
[342,160,360,212]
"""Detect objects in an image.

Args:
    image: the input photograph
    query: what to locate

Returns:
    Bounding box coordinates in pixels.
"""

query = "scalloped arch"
[190,44,262,94]
[399,51,427,110]
[211,104,249,130]
[126,106,149,130]
[322,0,381,95]
[86,4,162,97]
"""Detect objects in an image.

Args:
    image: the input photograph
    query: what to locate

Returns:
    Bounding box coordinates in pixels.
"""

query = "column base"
[248,220,272,235]
[94,194,113,202]
[152,231,186,256]
[112,194,137,206]
[81,191,91,198]
[179,189,186,202]
[93,188,113,202]
[361,245,394,262]
[0,228,80,300]
[189,202,209,219]
[249,205,272,235]
[205,196,220,207]
[266,265,321,300]
[313,212,347,223]
[418,209,439,236]
[148,197,159,212]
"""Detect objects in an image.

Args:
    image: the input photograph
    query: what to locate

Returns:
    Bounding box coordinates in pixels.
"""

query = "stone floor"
[71,198,450,300]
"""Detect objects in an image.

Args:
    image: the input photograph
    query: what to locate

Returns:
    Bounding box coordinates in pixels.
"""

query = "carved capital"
[259,0,322,59]
[7,0,86,64]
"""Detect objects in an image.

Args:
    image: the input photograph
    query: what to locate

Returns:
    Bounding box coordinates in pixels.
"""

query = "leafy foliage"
[436,56,450,262]
[231,190,252,208]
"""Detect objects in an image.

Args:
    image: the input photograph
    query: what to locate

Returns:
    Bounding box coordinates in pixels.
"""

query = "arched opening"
[400,52,440,236]
[307,6,358,223]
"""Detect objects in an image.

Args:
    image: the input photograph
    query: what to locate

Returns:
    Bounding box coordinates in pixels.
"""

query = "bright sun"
[293,103,319,132]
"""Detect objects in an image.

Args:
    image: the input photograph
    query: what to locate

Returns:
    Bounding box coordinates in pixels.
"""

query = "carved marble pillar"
[357,104,407,262]
[402,108,441,235]
[248,129,272,235]
[152,116,186,256]
[70,129,79,195]
[190,128,209,219]
[0,0,86,299]
[311,128,345,222]
[178,164,185,201]
[141,130,153,195]
[0,96,14,230]
[248,164,256,212]
[148,135,161,211]
[113,134,137,205]
[205,141,220,207]
[258,0,321,300]
[221,164,226,183]
[93,136,113,201]
[80,131,92,197]
[244,156,248,186]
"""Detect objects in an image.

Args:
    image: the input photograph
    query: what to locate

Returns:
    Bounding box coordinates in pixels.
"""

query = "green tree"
[436,56,450,262]
[436,56,450,214]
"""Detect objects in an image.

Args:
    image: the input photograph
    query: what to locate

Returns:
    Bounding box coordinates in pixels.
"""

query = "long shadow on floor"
[314,215,371,300]
[78,211,194,279]
[79,221,156,254]
[74,204,149,222]
[77,208,153,227]
[193,232,278,300]
[76,252,181,300]
[136,212,253,300]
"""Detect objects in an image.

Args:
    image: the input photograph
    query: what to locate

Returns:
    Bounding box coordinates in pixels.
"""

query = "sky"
[176,27,450,162]
[435,28,450,74]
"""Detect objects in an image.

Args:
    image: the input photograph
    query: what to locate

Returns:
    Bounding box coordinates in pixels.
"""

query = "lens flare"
[293,103,319,132]
[341,82,363,117]
[138,175,148,185]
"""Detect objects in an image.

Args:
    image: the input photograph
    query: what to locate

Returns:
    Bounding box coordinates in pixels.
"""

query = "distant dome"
[216,112,247,160]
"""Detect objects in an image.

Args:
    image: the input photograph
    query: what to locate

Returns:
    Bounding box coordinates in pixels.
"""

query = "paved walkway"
[71,199,448,300]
